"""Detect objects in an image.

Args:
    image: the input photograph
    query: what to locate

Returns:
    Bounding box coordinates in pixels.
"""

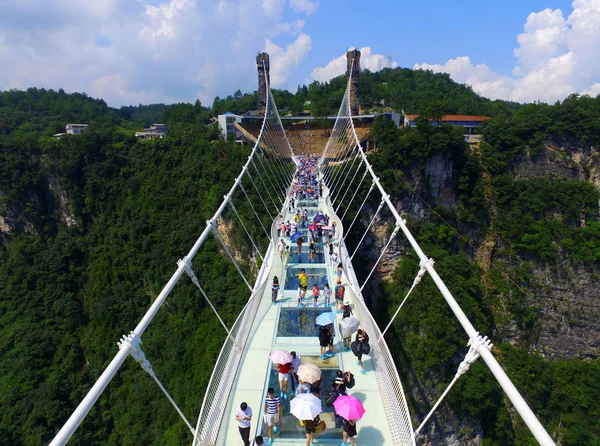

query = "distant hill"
[213,67,521,118]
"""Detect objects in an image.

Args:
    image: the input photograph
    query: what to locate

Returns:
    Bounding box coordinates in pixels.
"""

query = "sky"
[0,0,598,107]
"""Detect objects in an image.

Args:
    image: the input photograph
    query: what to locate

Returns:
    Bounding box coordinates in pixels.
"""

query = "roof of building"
[405,114,491,122]
[66,123,89,126]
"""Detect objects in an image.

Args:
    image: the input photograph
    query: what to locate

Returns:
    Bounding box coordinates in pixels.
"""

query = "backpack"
[336,286,345,299]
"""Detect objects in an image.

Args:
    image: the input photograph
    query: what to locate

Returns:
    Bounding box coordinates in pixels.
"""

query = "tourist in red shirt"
[277,362,292,399]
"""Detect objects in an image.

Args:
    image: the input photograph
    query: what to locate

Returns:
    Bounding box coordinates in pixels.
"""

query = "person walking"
[298,269,308,300]
[327,322,335,356]
[334,279,345,313]
[264,387,280,445]
[319,325,330,360]
[323,283,332,307]
[296,236,304,262]
[312,283,320,307]
[341,417,357,446]
[352,329,370,374]
[336,263,343,282]
[277,362,292,398]
[295,379,312,395]
[290,351,302,393]
[251,435,264,446]
[278,238,287,261]
[271,277,280,305]
[304,414,321,446]
[328,243,334,264]
[341,301,353,350]
[297,285,304,308]
[309,240,316,263]
[235,402,253,446]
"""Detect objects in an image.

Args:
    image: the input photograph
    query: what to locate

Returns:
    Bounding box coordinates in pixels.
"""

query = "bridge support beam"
[257,52,270,115]
[346,49,360,116]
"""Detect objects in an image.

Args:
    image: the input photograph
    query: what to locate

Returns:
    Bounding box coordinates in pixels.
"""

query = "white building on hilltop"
[65,124,88,135]
[134,123,168,140]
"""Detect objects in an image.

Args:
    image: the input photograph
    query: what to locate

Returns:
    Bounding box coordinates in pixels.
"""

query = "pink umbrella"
[270,350,293,364]
[321,225,332,230]
[333,395,365,421]
[308,224,318,230]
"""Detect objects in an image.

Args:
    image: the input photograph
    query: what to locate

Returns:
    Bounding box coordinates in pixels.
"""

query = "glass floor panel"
[296,200,319,208]
[264,361,342,441]
[285,267,328,290]
[277,307,330,337]
[287,244,326,264]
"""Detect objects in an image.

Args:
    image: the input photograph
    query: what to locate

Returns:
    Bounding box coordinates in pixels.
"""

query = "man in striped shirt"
[263,387,280,445]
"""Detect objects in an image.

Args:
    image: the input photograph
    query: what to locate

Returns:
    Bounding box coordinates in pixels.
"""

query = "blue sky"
[292,0,571,78]
[0,0,598,106]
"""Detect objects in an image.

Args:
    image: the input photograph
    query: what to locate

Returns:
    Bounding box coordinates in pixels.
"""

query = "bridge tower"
[257,52,270,115]
[346,49,360,116]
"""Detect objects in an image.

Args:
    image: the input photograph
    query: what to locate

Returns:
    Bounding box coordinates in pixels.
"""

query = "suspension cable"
[239,182,270,239]
[350,196,385,262]
[380,258,432,339]
[344,181,375,240]
[360,221,401,291]
[211,224,253,291]
[228,201,264,261]
[251,159,281,211]
[341,169,369,221]
[414,335,492,435]
[245,169,274,220]
[118,332,195,434]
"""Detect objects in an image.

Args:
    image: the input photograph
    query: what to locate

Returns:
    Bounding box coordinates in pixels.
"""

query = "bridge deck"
[219,190,397,445]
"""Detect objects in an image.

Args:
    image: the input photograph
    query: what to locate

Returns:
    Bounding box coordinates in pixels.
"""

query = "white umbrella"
[290,393,322,420]
[270,350,293,364]
[340,316,359,338]
[315,312,336,326]
[297,363,322,384]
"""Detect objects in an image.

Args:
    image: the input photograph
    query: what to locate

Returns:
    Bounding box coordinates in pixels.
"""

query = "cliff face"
[351,140,600,444]
[0,168,78,244]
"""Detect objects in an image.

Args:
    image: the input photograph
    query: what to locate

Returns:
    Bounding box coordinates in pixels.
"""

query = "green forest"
[1,67,600,446]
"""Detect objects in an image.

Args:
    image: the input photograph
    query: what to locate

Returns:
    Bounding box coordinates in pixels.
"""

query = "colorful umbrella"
[297,363,322,384]
[269,350,293,364]
[308,224,318,230]
[333,395,365,420]
[321,225,332,230]
[340,316,360,338]
[315,312,336,326]
[290,232,303,241]
[314,214,324,223]
[290,393,322,420]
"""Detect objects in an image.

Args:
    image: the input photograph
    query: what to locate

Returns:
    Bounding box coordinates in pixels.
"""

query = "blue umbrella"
[314,214,324,223]
[290,232,303,241]
[316,312,336,326]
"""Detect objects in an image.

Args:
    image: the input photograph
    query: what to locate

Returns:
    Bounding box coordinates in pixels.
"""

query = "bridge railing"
[324,194,416,445]
[193,238,276,445]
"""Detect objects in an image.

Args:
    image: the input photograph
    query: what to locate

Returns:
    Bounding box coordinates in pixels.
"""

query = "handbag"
[351,339,361,356]
[325,389,339,407]
[361,341,371,355]
[315,420,327,435]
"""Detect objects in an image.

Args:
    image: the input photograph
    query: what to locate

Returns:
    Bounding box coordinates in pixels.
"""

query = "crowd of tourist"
[236,155,371,446]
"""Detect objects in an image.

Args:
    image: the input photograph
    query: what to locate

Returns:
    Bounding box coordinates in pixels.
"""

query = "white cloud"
[0,0,314,106]
[311,46,398,83]
[414,0,600,103]
[289,0,319,15]
[265,33,312,87]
